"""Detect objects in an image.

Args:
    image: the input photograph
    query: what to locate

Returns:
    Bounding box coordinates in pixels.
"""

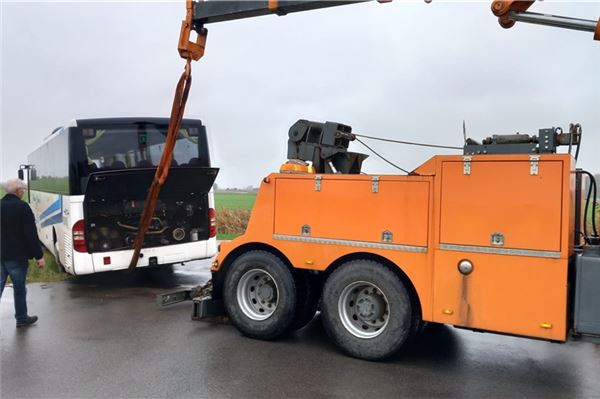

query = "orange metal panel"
[440,160,563,251]
[432,250,568,341]
[273,176,429,247]
[216,153,575,341]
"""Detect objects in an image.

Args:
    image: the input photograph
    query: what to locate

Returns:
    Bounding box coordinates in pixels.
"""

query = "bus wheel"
[224,250,296,340]
[291,272,321,331]
[321,260,413,361]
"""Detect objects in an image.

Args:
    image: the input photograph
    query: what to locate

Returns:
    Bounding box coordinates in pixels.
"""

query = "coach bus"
[23,118,219,275]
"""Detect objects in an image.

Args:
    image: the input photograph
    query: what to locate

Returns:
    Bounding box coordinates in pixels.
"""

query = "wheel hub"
[236,269,279,321]
[338,281,390,339]
[257,283,275,302]
[355,290,385,322]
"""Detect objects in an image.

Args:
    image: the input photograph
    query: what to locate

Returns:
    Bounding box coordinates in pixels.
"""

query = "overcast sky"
[1,0,599,188]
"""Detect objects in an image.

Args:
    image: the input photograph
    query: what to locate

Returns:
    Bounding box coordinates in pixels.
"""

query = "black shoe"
[16,316,38,328]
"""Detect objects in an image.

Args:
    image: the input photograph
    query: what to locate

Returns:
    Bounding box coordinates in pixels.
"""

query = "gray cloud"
[2,1,599,188]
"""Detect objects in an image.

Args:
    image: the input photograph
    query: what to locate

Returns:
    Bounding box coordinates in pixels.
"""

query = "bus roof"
[46,118,206,142]
[69,117,204,128]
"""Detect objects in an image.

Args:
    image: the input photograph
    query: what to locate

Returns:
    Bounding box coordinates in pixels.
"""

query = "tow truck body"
[155,1,600,360]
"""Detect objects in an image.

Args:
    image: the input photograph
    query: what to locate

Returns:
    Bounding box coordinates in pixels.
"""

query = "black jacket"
[1,194,44,261]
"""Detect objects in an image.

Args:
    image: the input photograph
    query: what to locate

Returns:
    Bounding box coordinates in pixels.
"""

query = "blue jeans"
[0,259,29,322]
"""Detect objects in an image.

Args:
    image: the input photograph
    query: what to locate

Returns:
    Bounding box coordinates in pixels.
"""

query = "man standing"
[0,178,45,327]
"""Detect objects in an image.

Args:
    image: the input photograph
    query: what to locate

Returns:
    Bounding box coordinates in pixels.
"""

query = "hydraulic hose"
[580,170,598,242]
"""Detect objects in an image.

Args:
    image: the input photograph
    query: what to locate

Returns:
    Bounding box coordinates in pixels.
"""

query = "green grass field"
[215,192,256,211]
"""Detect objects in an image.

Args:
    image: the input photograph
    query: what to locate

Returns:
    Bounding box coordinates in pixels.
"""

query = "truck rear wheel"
[321,260,413,360]
[224,250,296,340]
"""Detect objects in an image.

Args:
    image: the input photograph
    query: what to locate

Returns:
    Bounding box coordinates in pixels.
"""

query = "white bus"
[24,118,218,275]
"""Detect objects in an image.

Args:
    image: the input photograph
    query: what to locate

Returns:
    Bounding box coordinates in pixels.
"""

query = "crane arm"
[492,0,600,40]
[178,0,599,61]
[191,0,378,25]
[178,0,391,60]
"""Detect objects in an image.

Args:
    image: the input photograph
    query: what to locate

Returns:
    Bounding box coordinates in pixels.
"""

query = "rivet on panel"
[305,260,314,266]
[442,309,454,315]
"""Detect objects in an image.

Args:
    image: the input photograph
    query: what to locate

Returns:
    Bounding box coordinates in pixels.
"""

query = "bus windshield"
[83,124,202,171]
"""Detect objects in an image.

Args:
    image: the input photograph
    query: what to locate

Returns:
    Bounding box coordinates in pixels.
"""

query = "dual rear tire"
[321,260,413,360]
[223,251,416,360]
[223,250,320,340]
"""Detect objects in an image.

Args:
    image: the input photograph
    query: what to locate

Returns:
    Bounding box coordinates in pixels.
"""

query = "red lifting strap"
[128,59,193,270]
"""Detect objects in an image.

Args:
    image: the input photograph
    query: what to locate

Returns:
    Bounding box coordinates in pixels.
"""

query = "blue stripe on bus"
[41,212,63,228]
[39,196,62,220]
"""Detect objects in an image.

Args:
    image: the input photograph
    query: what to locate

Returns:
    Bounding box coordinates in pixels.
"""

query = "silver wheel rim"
[237,269,279,321]
[338,281,390,339]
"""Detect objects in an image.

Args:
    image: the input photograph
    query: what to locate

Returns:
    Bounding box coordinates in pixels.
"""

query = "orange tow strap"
[128,58,193,270]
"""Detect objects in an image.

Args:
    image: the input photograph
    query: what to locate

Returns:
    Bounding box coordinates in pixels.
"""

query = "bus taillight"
[209,208,216,238]
[73,220,87,252]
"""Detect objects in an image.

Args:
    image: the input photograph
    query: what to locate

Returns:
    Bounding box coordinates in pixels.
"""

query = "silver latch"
[301,225,311,236]
[381,230,393,243]
[371,176,380,193]
[315,175,322,192]
[491,232,505,246]
[463,156,472,175]
[530,155,540,176]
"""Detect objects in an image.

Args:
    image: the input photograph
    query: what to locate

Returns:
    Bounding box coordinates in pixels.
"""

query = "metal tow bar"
[156,280,226,321]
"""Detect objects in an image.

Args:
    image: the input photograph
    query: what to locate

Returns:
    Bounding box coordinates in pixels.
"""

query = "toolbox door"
[433,158,569,340]
[439,160,563,252]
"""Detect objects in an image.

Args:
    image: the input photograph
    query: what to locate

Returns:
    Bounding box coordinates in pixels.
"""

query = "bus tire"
[224,250,296,340]
[321,259,413,361]
[291,272,321,331]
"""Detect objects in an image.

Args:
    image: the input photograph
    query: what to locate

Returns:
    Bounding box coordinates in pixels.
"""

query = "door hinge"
[315,175,322,192]
[463,156,472,175]
[371,176,380,193]
[530,155,540,176]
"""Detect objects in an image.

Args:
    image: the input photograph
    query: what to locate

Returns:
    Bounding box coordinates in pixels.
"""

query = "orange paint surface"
[216,154,575,341]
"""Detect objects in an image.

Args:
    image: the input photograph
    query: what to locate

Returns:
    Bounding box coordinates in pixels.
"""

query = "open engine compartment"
[83,167,218,253]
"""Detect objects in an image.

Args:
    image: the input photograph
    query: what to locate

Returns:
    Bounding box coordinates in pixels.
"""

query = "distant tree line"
[213,183,258,193]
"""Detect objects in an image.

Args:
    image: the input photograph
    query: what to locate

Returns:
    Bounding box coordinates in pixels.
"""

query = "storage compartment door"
[439,160,563,252]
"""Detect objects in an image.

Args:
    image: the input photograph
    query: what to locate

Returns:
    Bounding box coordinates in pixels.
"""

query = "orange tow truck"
[158,1,600,360]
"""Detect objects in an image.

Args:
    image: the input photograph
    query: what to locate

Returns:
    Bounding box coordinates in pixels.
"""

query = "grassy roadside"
[2,249,71,285]
[215,192,256,240]
[26,249,71,283]
[1,189,69,283]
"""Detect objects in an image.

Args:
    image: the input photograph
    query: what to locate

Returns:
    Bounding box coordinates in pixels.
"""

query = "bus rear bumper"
[72,238,217,275]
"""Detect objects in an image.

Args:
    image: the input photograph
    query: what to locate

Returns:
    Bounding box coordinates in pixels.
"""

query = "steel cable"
[354,133,462,150]
[354,138,410,174]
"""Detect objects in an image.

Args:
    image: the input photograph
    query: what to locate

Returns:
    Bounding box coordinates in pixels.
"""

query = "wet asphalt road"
[2,261,600,399]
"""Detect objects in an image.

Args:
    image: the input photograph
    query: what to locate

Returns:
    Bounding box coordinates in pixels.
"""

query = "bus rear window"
[83,124,206,171]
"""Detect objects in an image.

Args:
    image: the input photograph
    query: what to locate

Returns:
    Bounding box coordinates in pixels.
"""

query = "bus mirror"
[82,128,96,138]
[18,169,24,180]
